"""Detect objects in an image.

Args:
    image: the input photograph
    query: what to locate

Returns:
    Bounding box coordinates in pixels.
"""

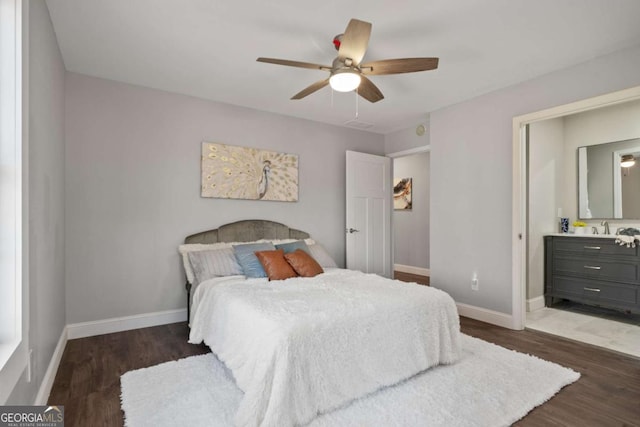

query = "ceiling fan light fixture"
[257,18,438,102]
[329,69,361,92]
[621,154,636,168]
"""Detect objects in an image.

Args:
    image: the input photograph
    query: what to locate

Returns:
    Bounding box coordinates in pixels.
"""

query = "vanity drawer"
[544,235,640,313]
[553,238,638,258]
[552,276,638,306]
[553,257,638,283]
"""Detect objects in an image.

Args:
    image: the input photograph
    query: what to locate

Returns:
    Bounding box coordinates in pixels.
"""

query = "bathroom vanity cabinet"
[544,235,639,314]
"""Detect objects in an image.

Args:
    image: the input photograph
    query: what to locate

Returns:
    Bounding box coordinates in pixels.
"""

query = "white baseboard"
[67,308,188,340]
[526,296,545,312]
[456,302,515,330]
[33,309,187,404]
[394,264,430,276]
[35,326,68,405]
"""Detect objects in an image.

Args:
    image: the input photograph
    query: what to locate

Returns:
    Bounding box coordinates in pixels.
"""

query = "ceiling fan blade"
[257,57,331,71]
[357,76,384,103]
[360,58,439,75]
[291,78,330,100]
[338,19,372,66]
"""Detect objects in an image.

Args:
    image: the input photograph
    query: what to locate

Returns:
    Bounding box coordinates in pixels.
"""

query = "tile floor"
[526,307,640,358]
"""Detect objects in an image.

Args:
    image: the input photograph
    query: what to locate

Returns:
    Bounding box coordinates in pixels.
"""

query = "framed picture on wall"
[393,178,412,210]
[201,142,299,202]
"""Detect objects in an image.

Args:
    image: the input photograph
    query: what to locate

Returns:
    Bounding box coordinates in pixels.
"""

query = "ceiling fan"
[256,18,439,103]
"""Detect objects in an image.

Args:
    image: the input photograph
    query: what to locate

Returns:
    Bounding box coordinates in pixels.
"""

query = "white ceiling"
[46,0,640,134]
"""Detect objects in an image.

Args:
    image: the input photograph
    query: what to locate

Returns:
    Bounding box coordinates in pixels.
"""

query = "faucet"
[591,226,599,235]
[601,221,610,235]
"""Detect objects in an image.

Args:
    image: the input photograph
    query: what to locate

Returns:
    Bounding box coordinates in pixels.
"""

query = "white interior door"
[346,150,392,277]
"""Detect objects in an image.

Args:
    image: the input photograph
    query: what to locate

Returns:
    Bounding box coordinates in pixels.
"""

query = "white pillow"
[188,248,243,283]
[308,243,338,268]
[179,242,245,284]
[178,238,315,283]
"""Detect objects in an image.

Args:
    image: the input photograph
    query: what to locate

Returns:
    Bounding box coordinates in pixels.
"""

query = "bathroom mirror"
[578,138,640,219]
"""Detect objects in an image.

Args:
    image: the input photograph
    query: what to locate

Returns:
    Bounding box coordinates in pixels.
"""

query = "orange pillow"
[284,249,324,277]
[255,249,298,281]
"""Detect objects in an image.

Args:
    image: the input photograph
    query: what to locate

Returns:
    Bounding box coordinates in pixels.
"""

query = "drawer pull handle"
[583,265,601,270]
[584,287,601,292]
[584,246,601,250]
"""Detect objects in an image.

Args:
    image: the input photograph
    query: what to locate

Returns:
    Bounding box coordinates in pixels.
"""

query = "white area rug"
[120,335,579,427]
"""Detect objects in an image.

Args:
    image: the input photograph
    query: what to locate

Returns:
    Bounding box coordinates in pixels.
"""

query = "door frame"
[387,145,431,278]
[511,85,640,330]
[387,145,431,159]
[613,144,640,217]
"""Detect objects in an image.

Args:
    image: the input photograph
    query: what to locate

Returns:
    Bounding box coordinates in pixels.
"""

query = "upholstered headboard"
[184,219,310,244]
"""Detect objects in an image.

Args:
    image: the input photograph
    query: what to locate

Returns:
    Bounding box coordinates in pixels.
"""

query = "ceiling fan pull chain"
[355,87,359,119]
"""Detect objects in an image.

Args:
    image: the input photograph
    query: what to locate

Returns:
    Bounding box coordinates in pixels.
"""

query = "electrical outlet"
[471,273,479,291]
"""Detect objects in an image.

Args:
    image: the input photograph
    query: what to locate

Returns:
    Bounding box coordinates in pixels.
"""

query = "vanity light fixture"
[621,154,636,168]
[329,69,361,92]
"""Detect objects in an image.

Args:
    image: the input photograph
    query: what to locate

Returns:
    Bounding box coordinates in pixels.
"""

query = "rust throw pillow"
[284,249,324,277]
[255,249,298,281]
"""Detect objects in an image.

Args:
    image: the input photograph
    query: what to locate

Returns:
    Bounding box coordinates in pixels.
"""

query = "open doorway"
[513,87,640,357]
[391,151,430,285]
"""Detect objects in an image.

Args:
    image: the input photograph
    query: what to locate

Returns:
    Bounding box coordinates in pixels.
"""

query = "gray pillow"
[233,242,276,278]
[188,248,243,284]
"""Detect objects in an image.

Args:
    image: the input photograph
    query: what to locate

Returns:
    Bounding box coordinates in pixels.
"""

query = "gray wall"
[393,152,430,269]
[7,0,66,404]
[528,119,565,301]
[430,44,640,315]
[563,98,640,221]
[384,118,430,154]
[64,73,385,324]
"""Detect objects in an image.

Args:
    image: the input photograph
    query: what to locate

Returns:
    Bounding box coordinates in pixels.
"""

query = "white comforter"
[189,268,461,427]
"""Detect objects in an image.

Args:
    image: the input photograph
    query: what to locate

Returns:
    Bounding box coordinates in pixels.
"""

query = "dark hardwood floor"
[463,317,640,426]
[48,318,640,427]
[48,323,209,427]
[394,270,430,286]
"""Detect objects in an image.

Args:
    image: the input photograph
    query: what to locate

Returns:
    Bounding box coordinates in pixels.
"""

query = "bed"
[181,220,461,427]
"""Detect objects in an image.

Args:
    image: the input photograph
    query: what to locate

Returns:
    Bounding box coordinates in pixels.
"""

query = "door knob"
[347,228,360,233]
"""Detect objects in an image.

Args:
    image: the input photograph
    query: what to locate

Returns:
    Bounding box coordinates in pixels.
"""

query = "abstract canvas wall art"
[393,178,412,210]
[201,142,298,201]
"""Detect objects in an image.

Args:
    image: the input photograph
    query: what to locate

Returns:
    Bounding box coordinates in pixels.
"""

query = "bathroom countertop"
[545,233,619,239]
